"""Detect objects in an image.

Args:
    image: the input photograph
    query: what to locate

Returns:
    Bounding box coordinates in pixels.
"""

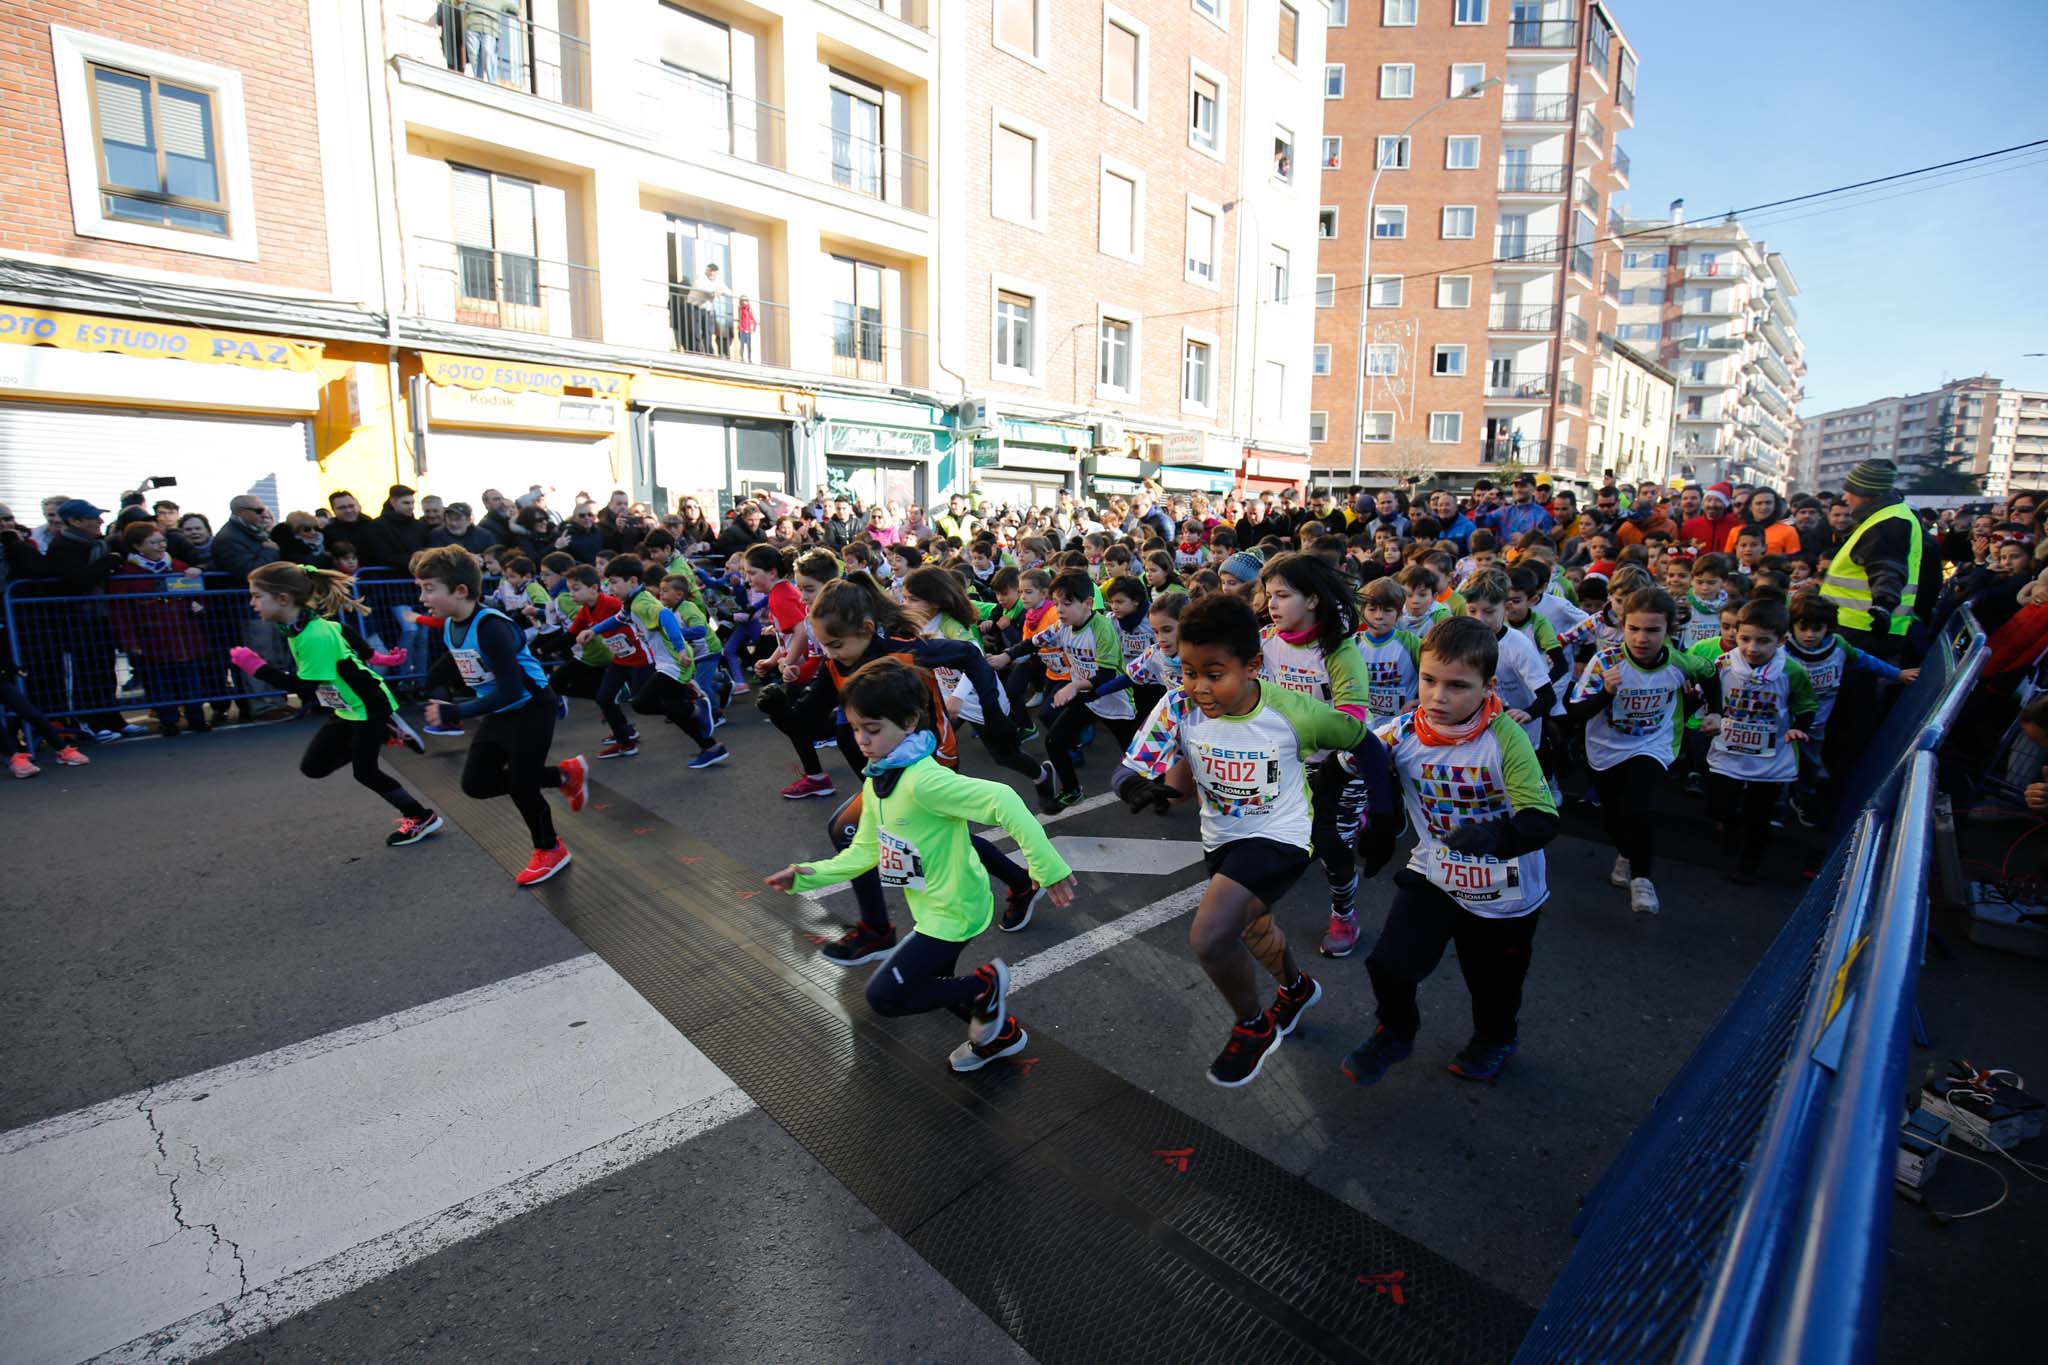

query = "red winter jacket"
[109,560,208,662]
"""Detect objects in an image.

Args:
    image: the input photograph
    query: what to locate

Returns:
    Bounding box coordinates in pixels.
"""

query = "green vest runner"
[1820,502,1920,635]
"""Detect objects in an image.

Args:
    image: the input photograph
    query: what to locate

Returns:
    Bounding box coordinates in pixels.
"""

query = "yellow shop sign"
[0,307,320,371]
[420,351,626,398]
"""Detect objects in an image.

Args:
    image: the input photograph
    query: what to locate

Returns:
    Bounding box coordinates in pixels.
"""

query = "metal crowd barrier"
[1515,608,1986,1364]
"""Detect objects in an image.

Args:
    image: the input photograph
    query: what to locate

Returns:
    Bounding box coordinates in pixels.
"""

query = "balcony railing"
[1576,178,1601,210]
[655,283,790,368]
[1602,272,1621,301]
[1579,110,1606,149]
[1571,245,1595,280]
[1480,437,1547,466]
[1500,163,1568,193]
[1567,312,1591,345]
[1490,304,1557,331]
[408,8,591,110]
[1594,392,1611,419]
[1559,378,1587,409]
[412,237,599,340]
[1617,81,1636,117]
[1509,19,1578,48]
[1685,334,1748,352]
[1613,145,1631,181]
[1554,442,1581,470]
[637,64,785,168]
[1687,258,1748,280]
[1608,208,1625,241]
[847,0,929,30]
[817,126,929,214]
[826,310,928,387]
[1501,91,1573,121]
[1495,233,1564,264]
[1485,373,1553,400]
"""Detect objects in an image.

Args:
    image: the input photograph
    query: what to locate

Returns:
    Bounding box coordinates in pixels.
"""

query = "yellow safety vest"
[1821,502,1921,635]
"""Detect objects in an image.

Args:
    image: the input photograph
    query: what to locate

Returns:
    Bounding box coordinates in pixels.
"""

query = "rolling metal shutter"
[0,401,315,521]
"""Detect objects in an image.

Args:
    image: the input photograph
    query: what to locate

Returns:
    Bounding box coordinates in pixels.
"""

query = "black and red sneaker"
[949,1015,1029,1072]
[1268,974,1322,1037]
[820,922,897,967]
[1207,1016,1281,1088]
[968,959,1009,1044]
[1000,883,1045,932]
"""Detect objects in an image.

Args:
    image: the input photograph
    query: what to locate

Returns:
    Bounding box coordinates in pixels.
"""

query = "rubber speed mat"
[398,752,1534,1363]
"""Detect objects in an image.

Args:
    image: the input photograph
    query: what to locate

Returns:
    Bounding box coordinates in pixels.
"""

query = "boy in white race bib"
[1343,617,1560,1089]
[1699,597,1818,885]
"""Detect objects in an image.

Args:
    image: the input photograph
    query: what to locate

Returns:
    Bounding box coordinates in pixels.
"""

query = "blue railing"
[1518,608,1985,1363]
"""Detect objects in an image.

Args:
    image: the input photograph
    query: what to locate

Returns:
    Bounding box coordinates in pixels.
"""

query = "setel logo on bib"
[878,830,926,889]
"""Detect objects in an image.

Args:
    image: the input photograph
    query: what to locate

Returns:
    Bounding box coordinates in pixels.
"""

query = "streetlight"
[1350,75,1502,484]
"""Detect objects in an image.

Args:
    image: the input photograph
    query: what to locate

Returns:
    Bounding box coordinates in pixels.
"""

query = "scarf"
[864,728,937,778]
[128,553,173,574]
[1414,693,1503,748]
[1278,624,1319,647]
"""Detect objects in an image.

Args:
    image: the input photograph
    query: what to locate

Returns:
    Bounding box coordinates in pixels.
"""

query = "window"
[1450,63,1486,97]
[1429,411,1463,443]
[1433,344,1467,377]
[1190,69,1222,154]
[1380,64,1414,98]
[452,166,540,308]
[1276,4,1299,64]
[1441,205,1476,239]
[1367,344,1400,376]
[1309,411,1329,443]
[1621,251,1639,268]
[829,254,887,379]
[1099,164,1141,260]
[1193,0,1224,24]
[1322,135,1342,169]
[1688,361,1707,382]
[1103,12,1146,116]
[1314,274,1336,308]
[88,63,228,239]
[1329,1,1348,25]
[1099,314,1135,395]
[1313,343,1333,376]
[1269,245,1289,303]
[1651,251,1668,268]
[996,0,1045,63]
[1273,127,1295,182]
[1383,0,1417,24]
[1361,412,1395,442]
[1376,135,1410,169]
[1373,206,1407,238]
[1454,0,1488,23]
[1369,274,1403,307]
[994,288,1037,377]
[1438,275,1472,308]
[1183,335,1213,408]
[1446,135,1480,169]
[1185,200,1218,282]
[1325,65,1345,98]
[1318,207,1338,238]
[992,118,1044,227]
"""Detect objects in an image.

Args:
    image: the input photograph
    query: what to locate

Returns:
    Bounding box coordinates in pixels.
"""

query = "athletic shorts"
[950,670,1011,728]
[1204,837,1312,909]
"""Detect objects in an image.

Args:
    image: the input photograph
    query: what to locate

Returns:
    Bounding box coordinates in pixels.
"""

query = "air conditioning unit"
[1090,418,1125,451]
[957,395,996,432]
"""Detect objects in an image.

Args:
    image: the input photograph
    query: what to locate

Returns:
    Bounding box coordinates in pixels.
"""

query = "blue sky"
[1612,0,2048,413]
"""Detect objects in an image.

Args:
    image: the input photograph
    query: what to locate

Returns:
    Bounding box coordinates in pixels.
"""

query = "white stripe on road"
[7,875,1210,1365]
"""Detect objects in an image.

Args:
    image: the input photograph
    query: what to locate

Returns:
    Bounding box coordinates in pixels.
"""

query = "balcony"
[1489,304,1557,332]
[1613,145,1630,182]
[655,283,790,368]
[1559,378,1586,409]
[1567,312,1591,346]
[1578,110,1606,150]
[1509,19,1578,49]
[1485,373,1553,401]
[1594,392,1611,419]
[1480,437,1548,466]
[413,238,599,340]
[818,126,929,214]
[1501,91,1574,122]
[1499,163,1568,193]
[1571,245,1595,280]
[1495,233,1564,265]
[1575,178,1601,211]
[1683,333,1747,353]
[1684,294,1741,317]
[827,310,928,387]
[849,0,931,30]
[636,64,785,169]
[1617,80,1636,118]
[1602,273,1620,301]
[1553,442,1581,470]
[401,11,592,109]
[1686,258,1748,281]
[1608,208,1624,241]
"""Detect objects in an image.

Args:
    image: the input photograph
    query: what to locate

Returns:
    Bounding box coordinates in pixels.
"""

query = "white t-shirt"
[1571,642,1717,770]
[1375,710,1555,918]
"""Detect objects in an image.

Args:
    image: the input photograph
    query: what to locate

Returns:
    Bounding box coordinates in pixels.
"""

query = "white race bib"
[1429,847,1527,911]
[1722,721,1774,756]
[450,647,489,687]
[599,632,633,660]
[878,830,925,889]
[1612,688,1670,736]
[1194,742,1282,811]
[1368,687,1408,718]
[315,683,347,710]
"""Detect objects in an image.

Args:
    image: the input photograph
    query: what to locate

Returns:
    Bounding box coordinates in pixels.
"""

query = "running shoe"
[1609,855,1632,888]
[1683,771,1705,798]
[1268,974,1322,1037]
[814,736,839,750]
[712,713,728,731]
[1580,783,1601,809]
[1789,791,1819,829]
[1032,761,1062,815]
[7,753,38,779]
[119,722,150,738]
[387,713,427,754]
[969,959,1010,1045]
[1630,877,1661,916]
[515,841,573,886]
[1447,1036,1519,1083]
[422,720,466,737]
[691,691,716,740]
[1318,912,1361,959]
[557,755,589,812]
[730,680,752,697]
[1000,883,1045,933]
[52,746,89,767]
[597,737,639,760]
[555,693,569,721]
[688,743,730,769]
[627,727,640,743]
[781,772,835,800]
[820,921,897,967]
[386,812,444,847]
[1208,1017,1281,1088]
[1339,1027,1414,1086]
[88,728,124,744]
[1014,725,1040,745]
[948,1015,1029,1073]
[1055,788,1082,810]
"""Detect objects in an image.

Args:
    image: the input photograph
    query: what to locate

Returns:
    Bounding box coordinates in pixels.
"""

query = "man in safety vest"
[1819,459,1940,664]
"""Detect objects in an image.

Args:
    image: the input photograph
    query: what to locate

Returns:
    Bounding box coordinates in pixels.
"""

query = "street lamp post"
[1349,76,1501,484]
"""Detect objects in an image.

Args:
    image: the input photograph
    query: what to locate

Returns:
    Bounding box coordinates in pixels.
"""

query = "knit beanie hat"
[1704,482,1733,508]
[1220,550,1264,583]
[1845,459,1897,496]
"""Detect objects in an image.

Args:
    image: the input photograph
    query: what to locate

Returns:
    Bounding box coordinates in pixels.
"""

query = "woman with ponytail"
[233,562,441,847]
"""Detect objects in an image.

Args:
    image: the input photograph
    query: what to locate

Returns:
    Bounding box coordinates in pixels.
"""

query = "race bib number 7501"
[1429,848,1525,911]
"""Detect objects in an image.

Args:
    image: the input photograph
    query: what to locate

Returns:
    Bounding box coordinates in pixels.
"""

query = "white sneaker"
[1609,855,1632,887]
[88,728,124,744]
[1630,877,1661,915]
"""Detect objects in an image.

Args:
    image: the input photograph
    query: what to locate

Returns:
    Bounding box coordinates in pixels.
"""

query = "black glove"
[1356,821,1397,878]
[1868,607,1892,637]
[1118,774,1176,816]
[1442,820,1503,858]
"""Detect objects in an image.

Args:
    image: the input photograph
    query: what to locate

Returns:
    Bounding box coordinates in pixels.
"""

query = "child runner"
[1127,589,1185,721]
[1114,593,1393,1087]
[1460,569,1556,749]
[1343,617,1560,1086]
[1104,574,1155,683]
[1699,598,1819,885]
[1354,575,1424,725]
[1564,586,1719,915]
[412,546,587,885]
[744,545,810,689]
[1682,554,1735,650]
[768,658,1077,1072]
[1395,564,1450,636]
[1783,593,1916,828]
[586,555,727,770]
[550,565,640,758]
[0,668,90,778]
[231,563,436,846]
[1144,550,1188,599]
[1037,568,1140,811]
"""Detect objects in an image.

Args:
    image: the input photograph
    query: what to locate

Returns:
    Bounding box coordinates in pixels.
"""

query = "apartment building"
[1797,376,2048,497]
[1609,206,1805,491]
[952,0,1328,506]
[1311,0,1636,491]
[1590,337,1673,487]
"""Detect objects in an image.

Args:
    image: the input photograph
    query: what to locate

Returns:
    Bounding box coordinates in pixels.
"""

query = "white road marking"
[1009,884,1207,990]
[1048,834,1205,876]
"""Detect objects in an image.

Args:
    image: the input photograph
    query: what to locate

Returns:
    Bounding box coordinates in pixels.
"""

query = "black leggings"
[1708,773,1782,872]
[1366,871,1541,1045]
[461,702,562,849]
[864,931,983,1019]
[302,716,428,820]
[1309,757,1366,890]
[0,676,64,757]
[828,779,1030,933]
[629,668,712,748]
[1044,704,1139,792]
[1592,754,1666,875]
[770,674,841,777]
[550,661,633,744]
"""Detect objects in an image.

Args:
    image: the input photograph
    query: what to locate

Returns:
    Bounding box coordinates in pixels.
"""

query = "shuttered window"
[451,166,540,307]
[90,63,226,235]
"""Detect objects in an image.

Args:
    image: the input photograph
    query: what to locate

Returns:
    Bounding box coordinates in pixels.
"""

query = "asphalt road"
[3,697,2039,1362]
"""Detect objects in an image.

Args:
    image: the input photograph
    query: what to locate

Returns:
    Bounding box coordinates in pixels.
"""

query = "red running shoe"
[781,772,836,800]
[516,842,573,886]
[557,755,589,812]
[52,745,90,767]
